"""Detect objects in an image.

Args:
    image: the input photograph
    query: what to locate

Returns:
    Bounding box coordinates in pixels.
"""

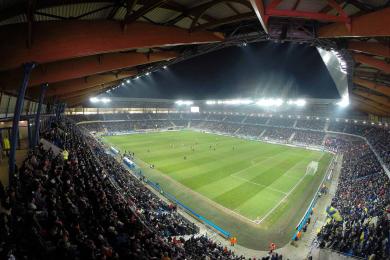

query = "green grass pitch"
[102,130,332,249]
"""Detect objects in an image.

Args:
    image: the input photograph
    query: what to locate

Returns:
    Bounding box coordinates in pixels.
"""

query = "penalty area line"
[254,170,309,225]
[231,175,287,195]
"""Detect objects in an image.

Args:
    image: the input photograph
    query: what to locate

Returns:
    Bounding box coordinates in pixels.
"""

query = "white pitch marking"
[255,168,309,224]
[231,175,287,195]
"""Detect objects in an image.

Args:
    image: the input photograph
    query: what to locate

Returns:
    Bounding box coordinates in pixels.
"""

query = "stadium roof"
[0,0,389,116]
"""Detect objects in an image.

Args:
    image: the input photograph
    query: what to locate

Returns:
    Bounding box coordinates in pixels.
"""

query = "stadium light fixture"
[135,76,140,79]
[206,100,216,105]
[126,79,130,83]
[175,100,193,106]
[163,65,168,69]
[121,82,125,86]
[146,72,151,76]
[337,94,349,108]
[256,98,284,107]
[89,97,110,103]
[287,99,306,107]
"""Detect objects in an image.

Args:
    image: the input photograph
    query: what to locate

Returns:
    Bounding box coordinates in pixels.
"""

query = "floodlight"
[146,72,151,76]
[295,99,306,107]
[256,98,283,107]
[163,65,168,69]
[337,94,349,107]
[126,79,130,83]
[90,97,99,103]
[206,100,216,105]
[121,82,125,86]
[135,76,140,79]
[175,100,193,106]
[101,98,111,103]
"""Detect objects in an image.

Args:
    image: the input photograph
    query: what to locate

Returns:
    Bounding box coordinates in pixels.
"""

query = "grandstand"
[0,1,389,260]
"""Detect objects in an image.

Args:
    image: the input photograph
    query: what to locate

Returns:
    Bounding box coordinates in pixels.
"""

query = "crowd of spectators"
[317,136,389,259]
[293,130,325,146]
[1,112,388,259]
[1,120,262,259]
[244,116,268,125]
[224,115,245,123]
[236,125,264,138]
[267,117,295,127]
[295,119,326,130]
[263,127,294,141]
[71,114,389,170]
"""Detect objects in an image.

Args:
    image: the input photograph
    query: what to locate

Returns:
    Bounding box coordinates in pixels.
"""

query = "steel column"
[33,83,48,147]
[9,62,36,178]
[27,119,32,149]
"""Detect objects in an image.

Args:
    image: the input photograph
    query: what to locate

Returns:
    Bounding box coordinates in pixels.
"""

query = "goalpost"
[306,161,319,176]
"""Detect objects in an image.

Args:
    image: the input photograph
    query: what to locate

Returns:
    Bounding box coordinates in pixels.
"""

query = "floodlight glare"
[126,79,130,83]
[206,100,216,105]
[163,65,168,69]
[175,100,193,106]
[121,82,125,86]
[135,76,140,79]
[89,97,110,103]
[100,98,111,103]
[256,98,284,107]
[337,94,350,108]
[296,99,306,107]
[146,72,151,76]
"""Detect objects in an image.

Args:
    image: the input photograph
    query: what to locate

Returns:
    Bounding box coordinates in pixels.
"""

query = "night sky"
[111,42,339,100]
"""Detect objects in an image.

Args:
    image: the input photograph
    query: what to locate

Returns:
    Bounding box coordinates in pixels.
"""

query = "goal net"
[306,161,319,175]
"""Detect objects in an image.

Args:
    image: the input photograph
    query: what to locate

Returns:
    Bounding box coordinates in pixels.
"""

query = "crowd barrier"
[117,156,232,239]
[110,146,119,155]
[292,155,336,241]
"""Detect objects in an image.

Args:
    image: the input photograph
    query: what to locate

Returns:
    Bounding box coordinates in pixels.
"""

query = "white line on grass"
[254,169,309,225]
[231,175,287,195]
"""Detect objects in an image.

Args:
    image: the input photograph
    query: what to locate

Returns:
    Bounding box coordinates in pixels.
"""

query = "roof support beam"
[352,100,388,116]
[0,21,224,71]
[354,77,390,97]
[0,51,176,92]
[353,89,390,107]
[264,8,350,23]
[193,13,256,32]
[250,0,269,34]
[354,53,390,74]
[37,70,136,97]
[58,81,120,100]
[318,7,390,37]
[124,0,166,25]
[354,70,390,83]
[348,41,390,58]
[65,93,104,106]
[351,95,390,116]
[292,0,301,10]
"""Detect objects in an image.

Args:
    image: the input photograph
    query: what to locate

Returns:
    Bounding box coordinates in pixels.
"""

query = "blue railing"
[125,162,232,238]
[110,146,119,155]
[292,155,336,241]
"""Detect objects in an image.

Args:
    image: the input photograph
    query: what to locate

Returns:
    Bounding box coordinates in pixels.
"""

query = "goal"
[306,161,319,175]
